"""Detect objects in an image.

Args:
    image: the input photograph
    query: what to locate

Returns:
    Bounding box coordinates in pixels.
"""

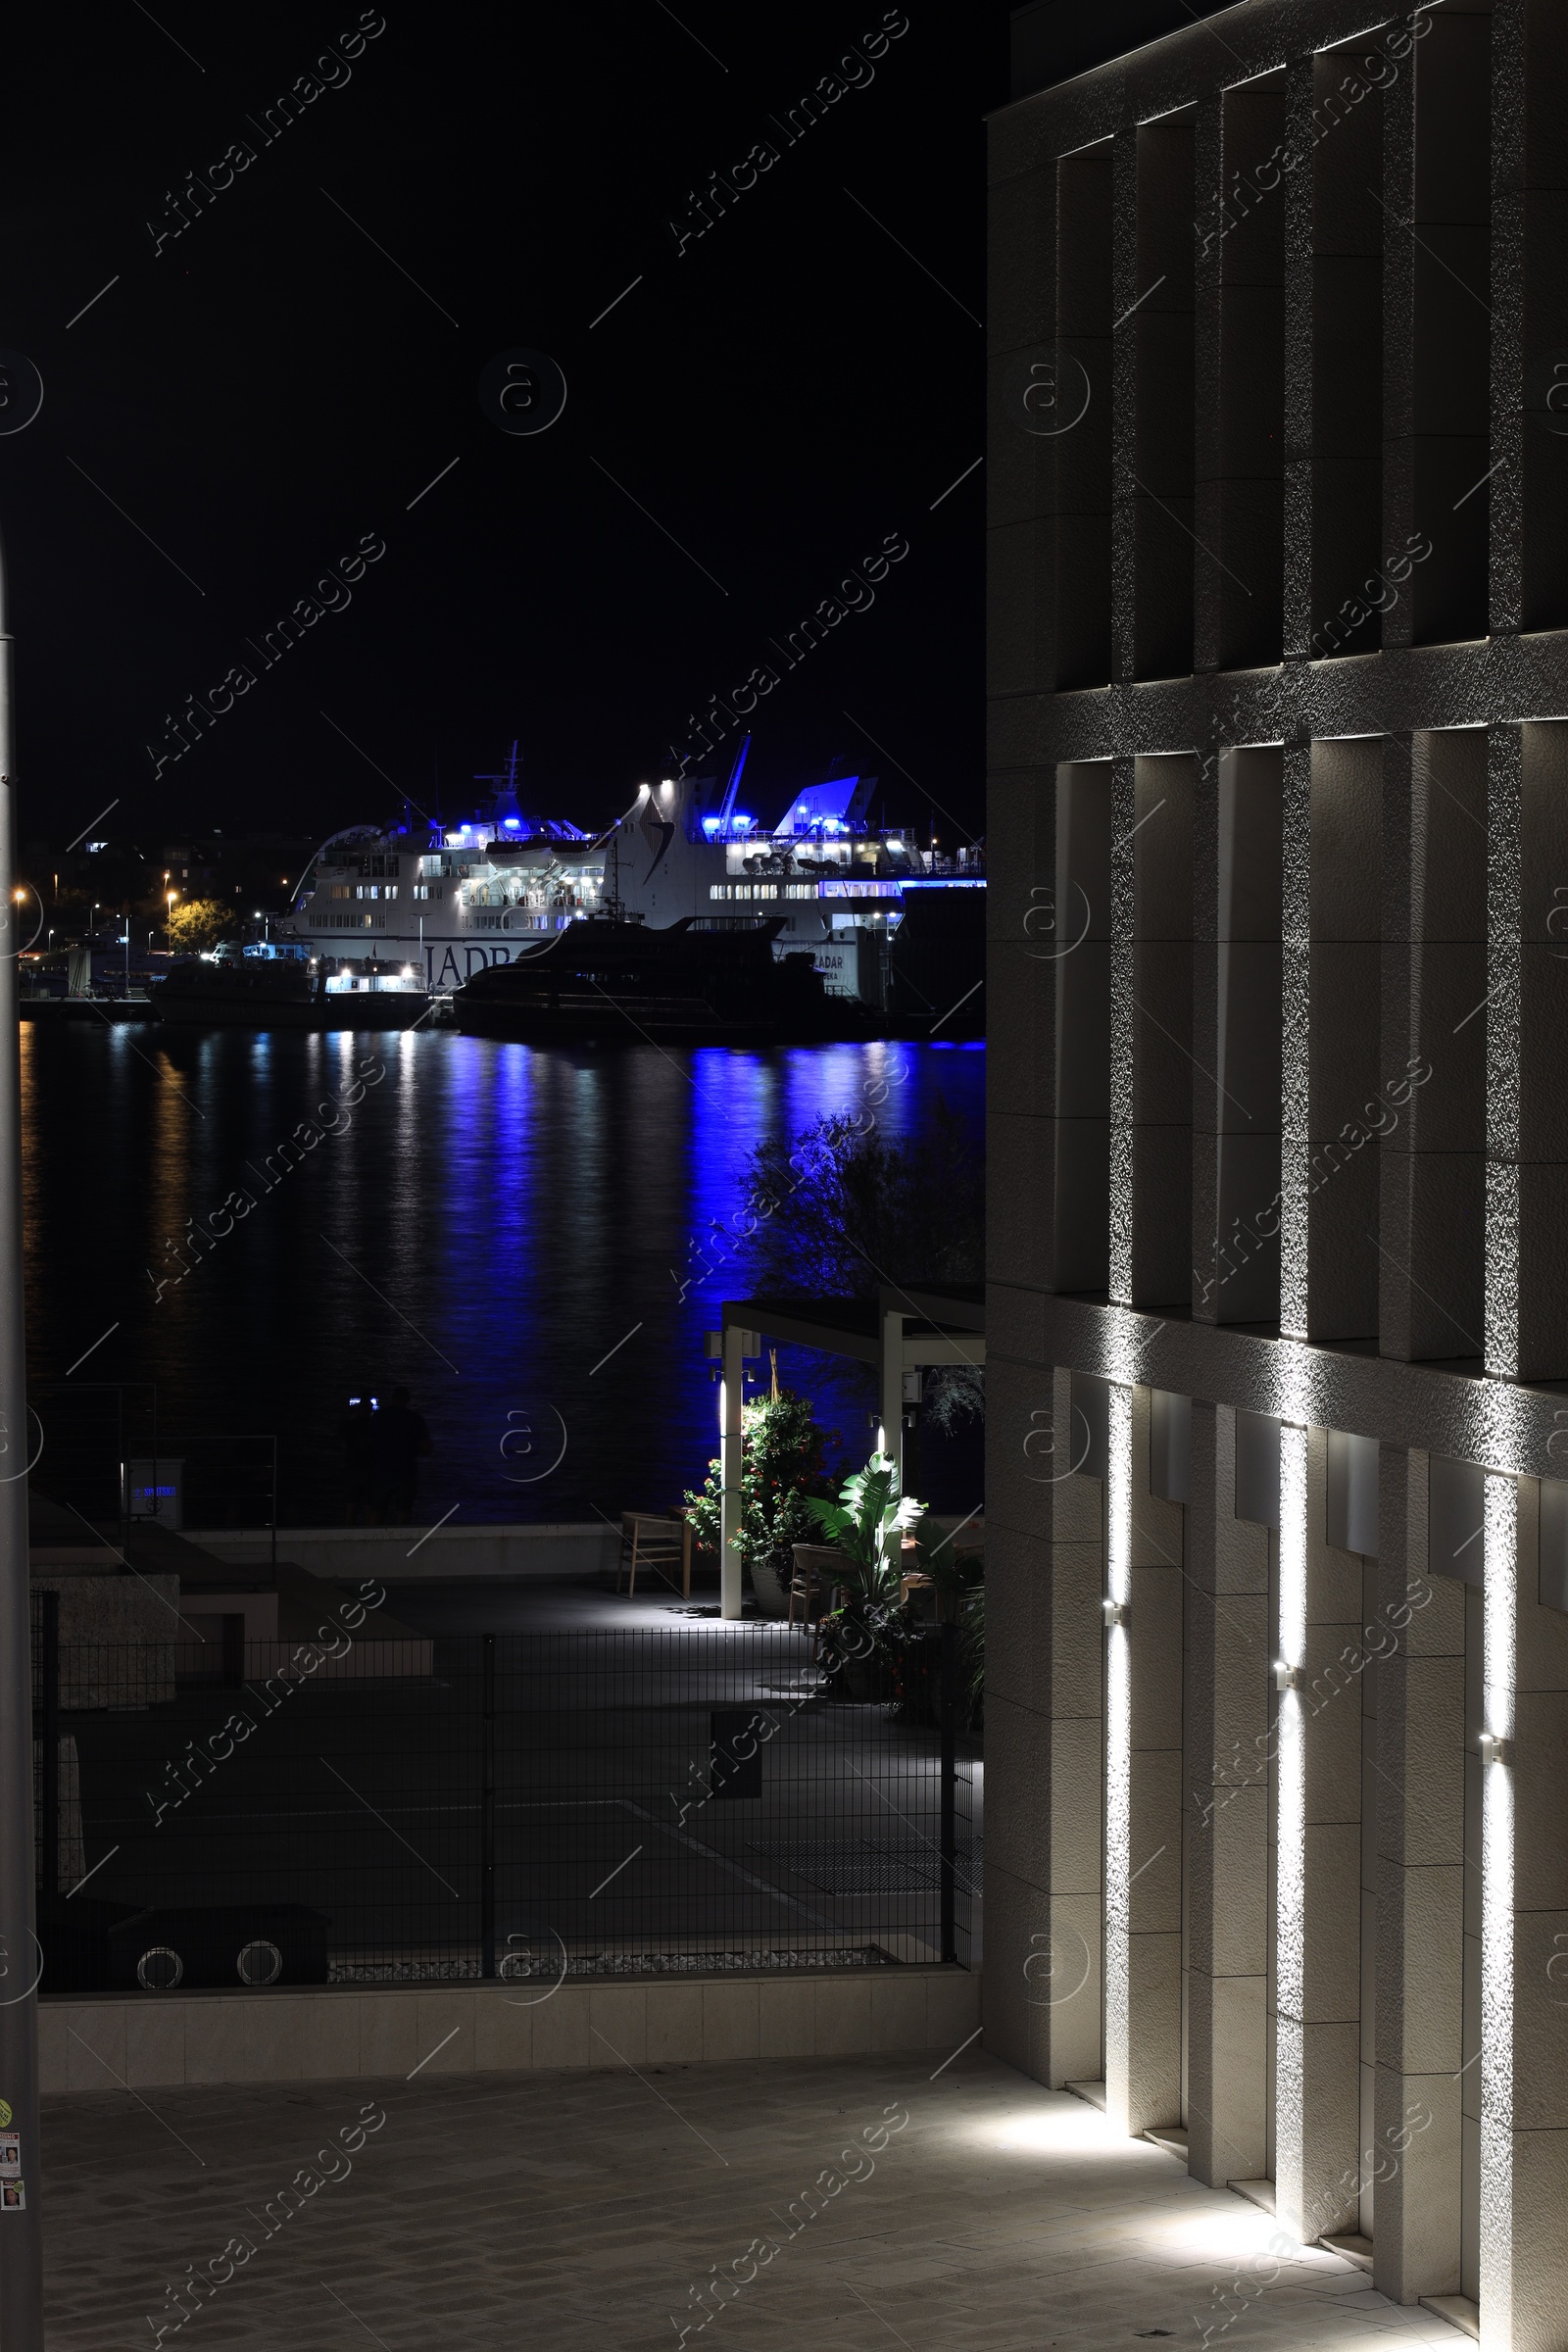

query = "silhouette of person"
[370,1385,432,1525]
[337,1396,378,1526]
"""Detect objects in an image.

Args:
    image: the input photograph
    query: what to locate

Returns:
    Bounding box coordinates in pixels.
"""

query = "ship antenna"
[718,734,750,830]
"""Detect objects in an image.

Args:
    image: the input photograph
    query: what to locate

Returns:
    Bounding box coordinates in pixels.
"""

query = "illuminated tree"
[167,898,230,952]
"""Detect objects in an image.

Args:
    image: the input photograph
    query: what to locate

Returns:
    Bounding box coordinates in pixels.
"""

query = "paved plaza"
[42,2049,1471,2350]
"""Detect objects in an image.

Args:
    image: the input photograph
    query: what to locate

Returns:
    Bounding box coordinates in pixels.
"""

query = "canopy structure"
[712,1283,985,1619]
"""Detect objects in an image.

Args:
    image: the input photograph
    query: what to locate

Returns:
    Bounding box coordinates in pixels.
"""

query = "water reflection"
[23,1025,983,1529]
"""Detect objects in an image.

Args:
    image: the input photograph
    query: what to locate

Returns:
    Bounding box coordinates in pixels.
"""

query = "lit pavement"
[38,2049,1474,2349]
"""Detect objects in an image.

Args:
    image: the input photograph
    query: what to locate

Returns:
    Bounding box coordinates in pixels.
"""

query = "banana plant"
[804,1450,925,1605]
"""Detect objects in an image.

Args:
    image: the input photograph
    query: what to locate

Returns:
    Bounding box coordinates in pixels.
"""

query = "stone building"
[987,0,1568,2338]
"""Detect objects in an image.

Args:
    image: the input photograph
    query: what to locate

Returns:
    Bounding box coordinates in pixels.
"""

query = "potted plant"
[685,1386,837,1615]
[884,1536,985,1725]
[805,1451,925,1698]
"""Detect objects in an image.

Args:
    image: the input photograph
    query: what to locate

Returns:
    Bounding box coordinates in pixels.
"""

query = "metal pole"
[719,1322,744,1621]
[939,1619,956,1966]
[0,522,47,2344]
[480,1636,496,1979]
[39,1596,58,1906]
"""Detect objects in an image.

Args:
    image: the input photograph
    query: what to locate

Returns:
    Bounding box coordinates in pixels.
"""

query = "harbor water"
[23,1024,984,1533]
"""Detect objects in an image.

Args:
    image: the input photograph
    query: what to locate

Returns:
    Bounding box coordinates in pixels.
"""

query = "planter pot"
[842,1650,892,1702]
[748,1556,789,1618]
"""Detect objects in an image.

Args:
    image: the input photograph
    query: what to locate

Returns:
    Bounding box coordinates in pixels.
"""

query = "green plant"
[684,1388,836,1578]
[804,1450,925,1606]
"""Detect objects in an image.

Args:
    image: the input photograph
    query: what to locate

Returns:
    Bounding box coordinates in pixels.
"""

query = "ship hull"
[155,995,429,1031]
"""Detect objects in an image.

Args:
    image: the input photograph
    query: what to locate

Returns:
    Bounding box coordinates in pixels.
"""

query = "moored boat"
[155,949,428,1031]
[452,915,883,1044]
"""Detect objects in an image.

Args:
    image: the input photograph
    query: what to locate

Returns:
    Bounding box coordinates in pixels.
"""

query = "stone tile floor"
[42,2050,1470,2350]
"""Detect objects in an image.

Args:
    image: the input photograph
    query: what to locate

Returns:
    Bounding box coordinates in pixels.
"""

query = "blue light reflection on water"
[22,1024,982,1528]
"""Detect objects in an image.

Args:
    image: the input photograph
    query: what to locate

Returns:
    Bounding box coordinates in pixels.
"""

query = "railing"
[30,1620,979,1996]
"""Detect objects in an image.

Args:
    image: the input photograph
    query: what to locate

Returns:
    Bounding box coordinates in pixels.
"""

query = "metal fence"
[31,1614,980,1996]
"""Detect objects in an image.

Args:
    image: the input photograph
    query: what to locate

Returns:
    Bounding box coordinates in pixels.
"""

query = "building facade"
[986,1,1568,2340]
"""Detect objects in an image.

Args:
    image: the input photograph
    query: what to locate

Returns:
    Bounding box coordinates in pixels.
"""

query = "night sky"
[2,1,1012,855]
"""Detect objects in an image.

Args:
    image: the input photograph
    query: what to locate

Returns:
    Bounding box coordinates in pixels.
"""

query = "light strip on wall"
[1103,1381,1133,2132]
[1479,1473,1516,2349]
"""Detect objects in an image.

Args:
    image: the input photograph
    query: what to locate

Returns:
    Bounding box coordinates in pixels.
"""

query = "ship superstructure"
[281,741,984,1004]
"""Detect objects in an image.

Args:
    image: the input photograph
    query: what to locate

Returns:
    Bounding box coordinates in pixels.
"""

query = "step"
[1419,2296,1480,2342]
[1064,2079,1106,2112]
[1226,2177,1275,2215]
[1318,2232,1374,2275]
[1142,2125,1189,2160]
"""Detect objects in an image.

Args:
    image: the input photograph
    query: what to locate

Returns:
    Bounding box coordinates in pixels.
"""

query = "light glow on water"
[22,1025,983,1528]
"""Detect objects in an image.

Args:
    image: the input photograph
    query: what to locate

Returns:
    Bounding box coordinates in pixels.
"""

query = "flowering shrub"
[684,1390,837,1581]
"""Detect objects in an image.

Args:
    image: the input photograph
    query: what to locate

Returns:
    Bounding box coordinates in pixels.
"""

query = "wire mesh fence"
[32,1617,979,1996]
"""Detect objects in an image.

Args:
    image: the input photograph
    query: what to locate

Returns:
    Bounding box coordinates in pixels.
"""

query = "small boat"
[451,915,882,1044]
[155,948,429,1031]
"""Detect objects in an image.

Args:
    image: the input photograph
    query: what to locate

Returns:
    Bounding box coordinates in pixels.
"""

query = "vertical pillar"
[1107,756,1136,1304]
[987,762,1060,1298]
[1479,1472,1517,2350]
[1193,91,1224,676]
[1104,1381,1183,2136]
[1504,721,1568,1382]
[1128,757,1197,1305]
[1275,1426,1363,2245]
[879,1306,904,1485]
[1485,721,1524,1378]
[1185,1400,1270,2185]
[1281,52,1314,665]
[1285,740,1384,1347]
[1279,741,1312,1340]
[719,1323,744,1621]
[1480,1472,1568,2348]
[1194,752,1284,1325]
[984,1362,1103,2087]
[1379,729,1488,1363]
[0,550,41,2347]
[1109,125,1139,690]
[1373,1444,1464,2305]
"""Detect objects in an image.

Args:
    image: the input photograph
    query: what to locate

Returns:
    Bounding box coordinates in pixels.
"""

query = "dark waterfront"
[23,1023,983,1532]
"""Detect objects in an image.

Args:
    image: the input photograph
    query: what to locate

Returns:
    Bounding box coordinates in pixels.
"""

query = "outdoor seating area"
[613,1509,695,1599]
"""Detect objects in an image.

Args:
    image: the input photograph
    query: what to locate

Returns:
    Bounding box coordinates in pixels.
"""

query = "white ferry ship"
[281,743,984,1007]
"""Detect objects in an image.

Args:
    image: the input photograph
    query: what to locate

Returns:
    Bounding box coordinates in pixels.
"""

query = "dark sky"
[1,0,1011,856]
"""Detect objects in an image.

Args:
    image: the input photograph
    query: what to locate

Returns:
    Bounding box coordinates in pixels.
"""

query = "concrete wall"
[187,1522,622,1582]
[988,0,1568,2339]
[40,1967,980,2091]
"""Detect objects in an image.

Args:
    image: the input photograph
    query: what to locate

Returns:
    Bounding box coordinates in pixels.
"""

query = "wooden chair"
[899,1569,936,1615]
[616,1511,692,1598]
[788,1544,848,1641]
